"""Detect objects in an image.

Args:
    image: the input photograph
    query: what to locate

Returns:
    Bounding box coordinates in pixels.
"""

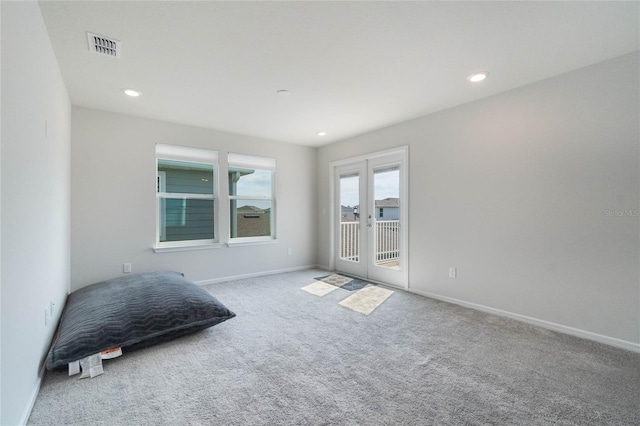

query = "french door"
[333,149,408,288]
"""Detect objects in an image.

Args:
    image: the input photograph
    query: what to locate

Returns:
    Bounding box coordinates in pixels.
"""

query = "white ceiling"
[39,1,639,147]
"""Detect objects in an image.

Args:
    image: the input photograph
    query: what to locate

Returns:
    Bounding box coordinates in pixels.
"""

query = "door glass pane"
[339,172,360,262]
[373,165,400,269]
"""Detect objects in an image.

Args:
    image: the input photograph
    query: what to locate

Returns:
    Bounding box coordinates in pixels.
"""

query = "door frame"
[328,146,409,289]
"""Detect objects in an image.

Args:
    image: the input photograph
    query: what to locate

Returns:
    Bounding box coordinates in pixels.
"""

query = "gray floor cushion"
[46,271,235,369]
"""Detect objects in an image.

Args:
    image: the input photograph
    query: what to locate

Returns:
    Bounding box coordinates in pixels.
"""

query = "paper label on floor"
[68,360,80,376]
[100,347,122,359]
[79,353,103,379]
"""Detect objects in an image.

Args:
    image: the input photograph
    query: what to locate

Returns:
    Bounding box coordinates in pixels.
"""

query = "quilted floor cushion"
[47,271,235,370]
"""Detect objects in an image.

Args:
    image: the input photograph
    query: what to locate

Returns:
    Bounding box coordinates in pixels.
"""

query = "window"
[228,153,276,240]
[379,207,384,218]
[156,144,218,248]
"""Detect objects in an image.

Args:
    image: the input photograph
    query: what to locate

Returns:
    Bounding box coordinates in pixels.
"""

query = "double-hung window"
[228,153,276,241]
[156,144,218,249]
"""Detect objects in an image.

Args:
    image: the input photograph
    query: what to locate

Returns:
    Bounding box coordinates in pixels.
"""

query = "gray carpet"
[29,269,640,425]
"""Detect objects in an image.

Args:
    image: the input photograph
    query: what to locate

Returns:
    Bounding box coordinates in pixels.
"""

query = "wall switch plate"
[287,248,292,255]
[449,267,457,278]
[123,263,132,273]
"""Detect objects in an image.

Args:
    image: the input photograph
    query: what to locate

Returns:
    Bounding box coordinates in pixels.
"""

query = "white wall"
[71,107,316,290]
[1,2,71,425]
[317,52,640,348]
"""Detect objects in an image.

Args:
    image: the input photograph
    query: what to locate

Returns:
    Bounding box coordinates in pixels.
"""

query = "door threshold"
[332,271,403,290]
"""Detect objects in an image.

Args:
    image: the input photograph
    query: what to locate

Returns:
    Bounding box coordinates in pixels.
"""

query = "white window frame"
[154,144,220,253]
[227,152,277,245]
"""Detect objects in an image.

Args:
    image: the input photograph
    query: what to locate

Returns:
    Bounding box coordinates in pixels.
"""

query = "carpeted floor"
[29,269,640,425]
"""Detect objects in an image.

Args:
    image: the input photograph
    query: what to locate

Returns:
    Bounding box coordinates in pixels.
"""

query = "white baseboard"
[410,289,640,353]
[195,264,321,286]
[19,364,46,425]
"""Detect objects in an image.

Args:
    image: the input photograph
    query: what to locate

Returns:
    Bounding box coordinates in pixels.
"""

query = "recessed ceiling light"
[122,88,142,97]
[467,72,488,83]
[317,131,327,136]
[276,89,291,96]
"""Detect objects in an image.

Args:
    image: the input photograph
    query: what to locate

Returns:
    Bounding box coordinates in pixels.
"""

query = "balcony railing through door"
[340,220,399,269]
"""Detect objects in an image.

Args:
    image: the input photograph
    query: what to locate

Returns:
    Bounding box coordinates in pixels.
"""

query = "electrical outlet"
[449,267,457,278]
[123,263,132,273]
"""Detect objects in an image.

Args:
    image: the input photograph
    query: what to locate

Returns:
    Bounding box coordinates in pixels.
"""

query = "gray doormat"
[315,273,370,291]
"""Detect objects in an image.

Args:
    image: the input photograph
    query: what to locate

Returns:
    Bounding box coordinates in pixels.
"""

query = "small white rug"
[301,281,340,297]
[339,285,394,315]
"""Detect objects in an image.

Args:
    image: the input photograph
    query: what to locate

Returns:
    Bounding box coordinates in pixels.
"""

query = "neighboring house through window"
[375,197,400,220]
[156,144,218,248]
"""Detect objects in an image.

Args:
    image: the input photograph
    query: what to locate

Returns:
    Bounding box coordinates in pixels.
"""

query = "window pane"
[159,198,214,242]
[158,159,214,195]
[229,168,272,197]
[230,200,272,238]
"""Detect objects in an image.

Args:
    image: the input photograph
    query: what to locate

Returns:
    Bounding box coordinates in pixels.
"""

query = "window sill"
[226,239,278,248]
[153,242,222,253]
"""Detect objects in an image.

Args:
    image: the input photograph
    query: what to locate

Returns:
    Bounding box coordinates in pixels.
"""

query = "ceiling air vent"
[87,32,121,58]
